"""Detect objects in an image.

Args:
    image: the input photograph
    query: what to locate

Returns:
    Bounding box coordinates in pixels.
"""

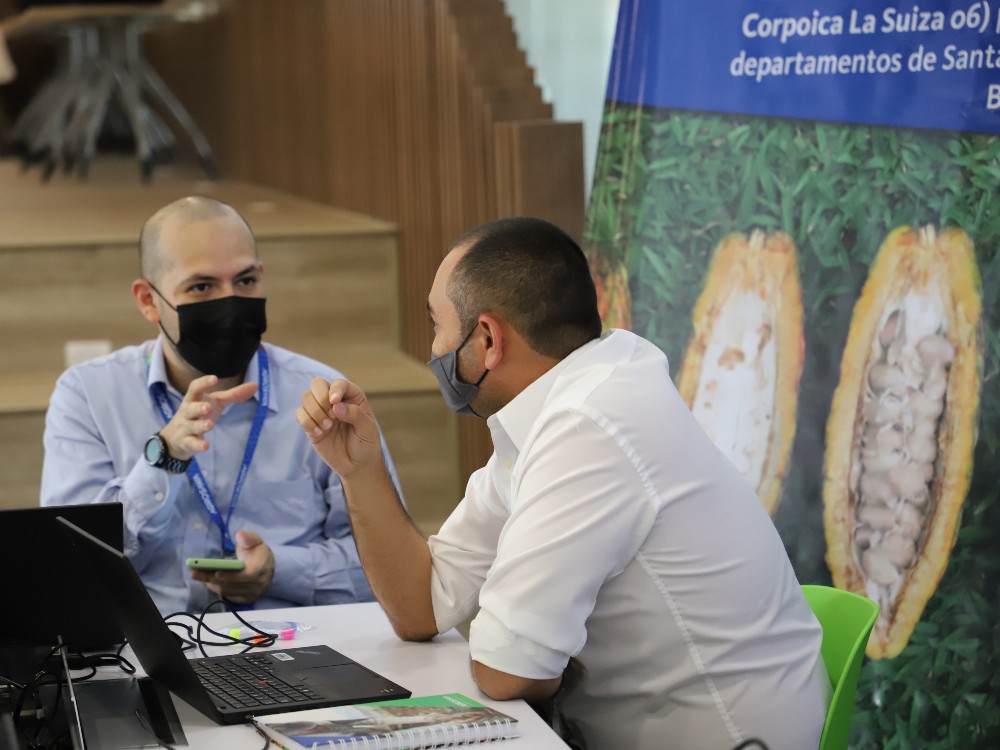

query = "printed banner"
[584,1,1000,748]
[610,0,1000,132]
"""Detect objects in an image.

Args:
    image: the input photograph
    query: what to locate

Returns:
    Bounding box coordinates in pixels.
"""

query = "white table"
[128,602,568,749]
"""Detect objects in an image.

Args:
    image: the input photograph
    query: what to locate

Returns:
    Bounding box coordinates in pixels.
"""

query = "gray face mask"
[427,324,489,416]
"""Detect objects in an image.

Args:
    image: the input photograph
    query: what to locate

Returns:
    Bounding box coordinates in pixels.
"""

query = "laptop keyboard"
[192,654,325,710]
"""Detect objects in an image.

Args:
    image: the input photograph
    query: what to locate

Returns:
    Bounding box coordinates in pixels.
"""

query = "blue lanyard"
[149,347,271,555]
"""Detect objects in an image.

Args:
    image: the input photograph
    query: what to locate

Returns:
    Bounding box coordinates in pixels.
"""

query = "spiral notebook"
[253,693,519,750]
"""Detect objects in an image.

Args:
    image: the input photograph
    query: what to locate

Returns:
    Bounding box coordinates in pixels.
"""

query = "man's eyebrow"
[233,264,261,279]
[177,272,219,286]
[177,264,259,286]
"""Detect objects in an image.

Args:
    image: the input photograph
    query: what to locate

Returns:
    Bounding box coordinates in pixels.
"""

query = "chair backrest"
[801,584,880,750]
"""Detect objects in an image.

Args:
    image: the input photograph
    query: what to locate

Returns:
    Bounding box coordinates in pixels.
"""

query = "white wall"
[502,0,620,199]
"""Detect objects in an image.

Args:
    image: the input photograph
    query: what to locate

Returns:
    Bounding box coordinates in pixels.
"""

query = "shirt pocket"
[236,478,323,545]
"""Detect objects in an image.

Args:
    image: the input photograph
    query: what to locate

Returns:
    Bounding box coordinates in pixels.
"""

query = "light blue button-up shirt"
[41,338,397,614]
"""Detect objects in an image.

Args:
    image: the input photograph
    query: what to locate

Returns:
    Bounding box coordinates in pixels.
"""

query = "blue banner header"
[608,0,1000,133]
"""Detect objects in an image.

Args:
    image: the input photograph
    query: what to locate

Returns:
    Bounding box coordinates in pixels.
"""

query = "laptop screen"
[0,503,124,650]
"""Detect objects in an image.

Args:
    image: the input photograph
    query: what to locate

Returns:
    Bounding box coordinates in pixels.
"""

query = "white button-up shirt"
[429,330,828,750]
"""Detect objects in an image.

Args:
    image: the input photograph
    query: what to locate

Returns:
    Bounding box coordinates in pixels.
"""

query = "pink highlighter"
[228,621,298,643]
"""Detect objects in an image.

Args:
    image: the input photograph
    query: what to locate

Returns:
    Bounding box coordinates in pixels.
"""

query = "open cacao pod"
[823,225,982,659]
[677,230,804,514]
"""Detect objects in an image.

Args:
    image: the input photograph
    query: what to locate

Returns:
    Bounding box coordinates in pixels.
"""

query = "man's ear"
[132,279,161,324]
[478,314,504,370]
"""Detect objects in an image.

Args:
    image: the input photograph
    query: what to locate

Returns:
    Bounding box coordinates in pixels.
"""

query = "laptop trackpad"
[291,665,392,700]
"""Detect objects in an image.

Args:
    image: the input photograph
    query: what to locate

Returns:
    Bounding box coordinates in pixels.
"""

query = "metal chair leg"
[78,64,117,178]
[128,19,219,179]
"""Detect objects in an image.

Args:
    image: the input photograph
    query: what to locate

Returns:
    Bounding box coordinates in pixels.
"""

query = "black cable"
[254,722,275,750]
[74,653,136,678]
[191,599,276,657]
[164,605,273,656]
[11,645,62,732]
[14,672,61,750]
[62,650,96,683]
[164,619,199,650]
[730,740,770,750]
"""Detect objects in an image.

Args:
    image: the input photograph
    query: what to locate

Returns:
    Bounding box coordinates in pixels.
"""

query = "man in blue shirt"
[41,195,397,614]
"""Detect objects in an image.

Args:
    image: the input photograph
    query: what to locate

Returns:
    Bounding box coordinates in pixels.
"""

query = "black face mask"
[151,286,267,378]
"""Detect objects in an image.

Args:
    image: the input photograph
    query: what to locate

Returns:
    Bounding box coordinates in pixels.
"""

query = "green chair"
[802,584,880,750]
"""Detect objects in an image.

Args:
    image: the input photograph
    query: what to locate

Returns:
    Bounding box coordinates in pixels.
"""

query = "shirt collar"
[488,333,605,452]
[145,338,278,414]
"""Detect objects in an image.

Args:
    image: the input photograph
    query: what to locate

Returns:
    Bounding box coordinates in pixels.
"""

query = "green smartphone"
[185,557,246,571]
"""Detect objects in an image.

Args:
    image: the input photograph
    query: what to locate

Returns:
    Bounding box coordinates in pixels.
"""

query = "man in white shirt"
[297,217,829,750]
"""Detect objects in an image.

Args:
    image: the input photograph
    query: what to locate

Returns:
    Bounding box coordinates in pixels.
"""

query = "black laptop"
[0,503,124,651]
[56,516,411,725]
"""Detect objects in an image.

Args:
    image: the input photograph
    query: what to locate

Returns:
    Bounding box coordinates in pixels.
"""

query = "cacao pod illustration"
[677,230,804,514]
[591,254,632,331]
[823,225,982,659]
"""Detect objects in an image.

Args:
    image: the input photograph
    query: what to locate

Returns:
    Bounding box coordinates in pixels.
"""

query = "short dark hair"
[447,217,602,359]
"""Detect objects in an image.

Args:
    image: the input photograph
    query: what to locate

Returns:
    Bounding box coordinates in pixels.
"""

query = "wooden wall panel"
[0,412,44,510]
[494,120,586,241]
[146,0,585,480]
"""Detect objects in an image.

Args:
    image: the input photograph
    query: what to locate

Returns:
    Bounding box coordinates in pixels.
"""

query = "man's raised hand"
[159,374,258,459]
[297,377,382,477]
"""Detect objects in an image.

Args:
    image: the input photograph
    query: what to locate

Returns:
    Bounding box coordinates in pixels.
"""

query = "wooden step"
[0,159,405,374]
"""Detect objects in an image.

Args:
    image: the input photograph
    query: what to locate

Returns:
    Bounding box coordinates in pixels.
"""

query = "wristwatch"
[143,433,191,474]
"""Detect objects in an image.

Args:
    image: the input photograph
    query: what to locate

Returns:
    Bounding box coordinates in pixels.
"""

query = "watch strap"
[148,433,191,474]
[161,451,191,475]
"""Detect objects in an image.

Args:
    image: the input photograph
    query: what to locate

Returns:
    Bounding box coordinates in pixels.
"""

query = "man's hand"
[190,531,275,604]
[296,378,383,477]
[160,374,258,460]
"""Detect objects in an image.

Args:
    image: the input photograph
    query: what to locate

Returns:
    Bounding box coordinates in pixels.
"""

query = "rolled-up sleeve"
[464,410,658,679]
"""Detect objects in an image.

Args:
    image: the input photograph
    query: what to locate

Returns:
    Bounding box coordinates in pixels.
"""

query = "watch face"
[144,435,163,465]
